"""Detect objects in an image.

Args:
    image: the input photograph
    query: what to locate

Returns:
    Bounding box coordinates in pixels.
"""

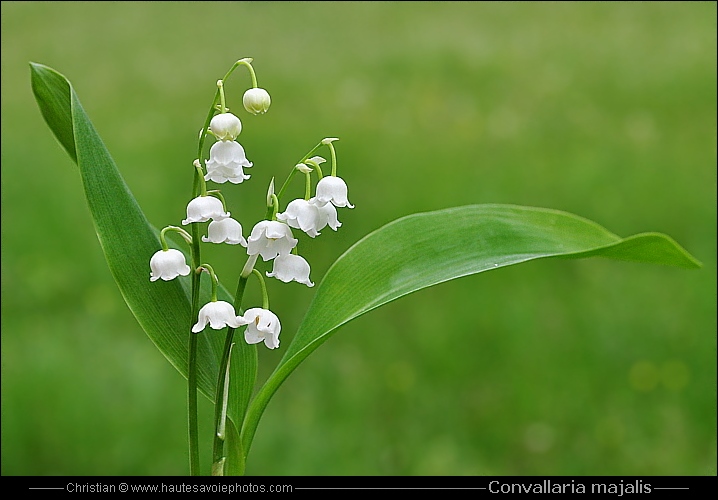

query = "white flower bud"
[209,113,242,141]
[243,88,271,115]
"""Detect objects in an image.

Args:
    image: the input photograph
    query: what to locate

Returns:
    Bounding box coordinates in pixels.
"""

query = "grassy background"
[1,1,715,476]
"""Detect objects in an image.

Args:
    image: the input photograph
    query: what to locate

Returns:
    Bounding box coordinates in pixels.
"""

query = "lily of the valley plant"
[144,59,354,475]
[31,58,701,475]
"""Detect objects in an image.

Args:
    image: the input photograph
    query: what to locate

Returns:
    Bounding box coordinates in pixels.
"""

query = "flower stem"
[207,190,228,213]
[252,269,270,310]
[187,222,201,476]
[211,265,251,475]
[160,226,193,250]
[304,171,312,201]
[327,141,338,177]
[276,141,324,202]
[197,263,219,302]
[217,80,227,114]
[193,160,208,197]
[236,57,259,88]
[264,194,280,221]
[305,158,324,180]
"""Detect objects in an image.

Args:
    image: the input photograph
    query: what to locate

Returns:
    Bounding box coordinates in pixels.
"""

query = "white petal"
[193,301,248,333]
[277,199,321,237]
[182,196,230,224]
[209,113,242,141]
[202,218,247,246]
[205,141,253,184]
[246,221,298,260]
[266,254,314,287]
[311,198,341,231]
[243,88,271,115]
[150,249,191,282]
[242,308,281,349]
[315,176,354,208]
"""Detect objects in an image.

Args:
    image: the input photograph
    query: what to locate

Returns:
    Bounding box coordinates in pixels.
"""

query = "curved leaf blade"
[241,204,701,451]
[30,62,257,471]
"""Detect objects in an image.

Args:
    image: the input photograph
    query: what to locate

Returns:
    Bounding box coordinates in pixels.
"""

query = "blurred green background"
[1,2,715,476]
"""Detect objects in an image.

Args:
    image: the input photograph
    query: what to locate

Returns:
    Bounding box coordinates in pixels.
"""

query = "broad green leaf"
[30,63,257,472]
[240,204,700,453]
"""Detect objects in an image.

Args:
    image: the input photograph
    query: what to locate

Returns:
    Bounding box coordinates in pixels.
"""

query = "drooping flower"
[209,112,242,141]
[204,140,252,184]
[243,88,271,115]
[246,220,298,261]
[314,176,354,208]
[191,300,249,333]
[310,197,341,232]
[182,195,230,225]
[149,248,191,282]
[276,199,322,238]
[266,253,314,287]
[242,308,281,349]
[201,217,247,246]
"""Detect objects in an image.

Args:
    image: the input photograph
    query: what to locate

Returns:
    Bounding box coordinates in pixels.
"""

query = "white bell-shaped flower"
[192,300,249,333]
[242,307,281,349]
[182,195,230,225]
[209,112,242,141]
[243,88,271,115]
[149,248,191,282]
[276,199,322,238]
[314,176,354,208]
[266,254,314,287]
[202,217,247,246]
[246,220,298,261]
[205,140,252,184]
[310,197,342,232]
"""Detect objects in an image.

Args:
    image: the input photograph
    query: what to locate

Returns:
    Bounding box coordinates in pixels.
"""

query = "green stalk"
[190,60,247,476]
[211,269,251,475]
[187,188,202,476]
[276,142,324,202]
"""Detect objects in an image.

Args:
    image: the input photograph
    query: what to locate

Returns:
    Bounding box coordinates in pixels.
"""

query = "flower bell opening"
[205,141,252,184]
[182,195,231,225]
[192,300,249,333]
[202,218,248,246]
[267,253,314,287]
[246,220,298,261]
[314,176,354,208]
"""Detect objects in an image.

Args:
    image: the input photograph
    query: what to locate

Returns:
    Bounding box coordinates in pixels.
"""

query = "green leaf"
[240,204,700,453]
[30,63,257,472]
[30,62,76,163]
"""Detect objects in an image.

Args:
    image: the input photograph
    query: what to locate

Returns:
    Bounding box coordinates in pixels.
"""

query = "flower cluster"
[147,58,353,352]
